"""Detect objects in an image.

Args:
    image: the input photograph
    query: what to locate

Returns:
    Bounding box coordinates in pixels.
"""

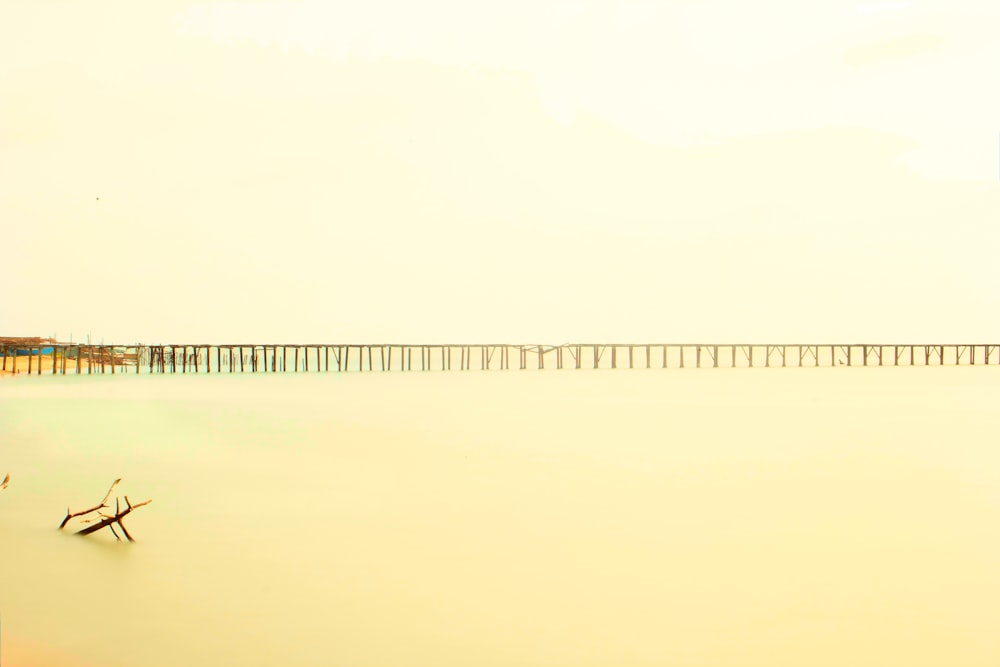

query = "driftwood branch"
[75,498,152,539]
[59,479,151,541]
[59,478,120,529]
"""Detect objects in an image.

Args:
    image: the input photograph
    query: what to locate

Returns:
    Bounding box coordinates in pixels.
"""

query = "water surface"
[2,368,999,666]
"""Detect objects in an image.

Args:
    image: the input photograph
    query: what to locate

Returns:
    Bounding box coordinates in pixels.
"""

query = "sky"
[1,0,998,344]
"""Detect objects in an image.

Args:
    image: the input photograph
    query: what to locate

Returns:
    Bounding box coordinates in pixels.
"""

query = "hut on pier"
[0,336,57,356]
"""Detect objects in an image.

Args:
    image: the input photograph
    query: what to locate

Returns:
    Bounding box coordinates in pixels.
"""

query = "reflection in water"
[2,368,1000,666]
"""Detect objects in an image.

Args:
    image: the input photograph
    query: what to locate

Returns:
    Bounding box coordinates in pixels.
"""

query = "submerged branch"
[59,479,151,541]
[75,498,152,541]
[58,478,120,529]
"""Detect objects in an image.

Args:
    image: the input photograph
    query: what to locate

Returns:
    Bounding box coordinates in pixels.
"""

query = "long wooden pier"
[3,343,1000,375]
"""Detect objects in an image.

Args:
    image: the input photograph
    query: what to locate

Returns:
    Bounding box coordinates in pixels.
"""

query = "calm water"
[2,368,1000,666]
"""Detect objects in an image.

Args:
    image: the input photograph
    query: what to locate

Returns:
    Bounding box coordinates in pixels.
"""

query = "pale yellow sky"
[1,0,998,344]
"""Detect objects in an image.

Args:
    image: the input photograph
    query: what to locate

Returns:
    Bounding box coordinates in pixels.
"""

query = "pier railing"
[2,343,999,375]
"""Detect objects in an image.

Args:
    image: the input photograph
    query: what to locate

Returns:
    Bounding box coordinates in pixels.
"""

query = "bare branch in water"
[75,498,152,541]
[58,479,151,541]
[59,478,120,529]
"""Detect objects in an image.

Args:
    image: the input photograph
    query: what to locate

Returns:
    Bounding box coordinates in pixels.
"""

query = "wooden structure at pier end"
[3,342,1000,375]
